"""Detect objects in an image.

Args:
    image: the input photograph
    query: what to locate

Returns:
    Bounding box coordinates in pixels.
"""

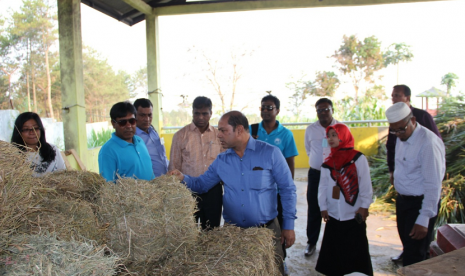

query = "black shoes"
[304,244,316,256]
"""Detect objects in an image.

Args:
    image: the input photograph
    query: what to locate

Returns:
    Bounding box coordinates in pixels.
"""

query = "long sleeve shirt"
[394,123,445,228]
[183,138,297,229]
[98,133,154,182]
[318,154,373,221]
[135,126,169,177]
[387,106,441,172]
[304,119,340,170]
[168,122,224,177]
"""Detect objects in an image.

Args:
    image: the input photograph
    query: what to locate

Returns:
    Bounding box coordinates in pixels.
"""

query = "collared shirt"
[183,138,297,229]
[168,122,224,177]
[98,133,154,182]
[394,123,445,228]
[304,118,340,170]
[249,120,298,159]
[318,154,373,221]
[135,126,169,177]
[387,106,441,172]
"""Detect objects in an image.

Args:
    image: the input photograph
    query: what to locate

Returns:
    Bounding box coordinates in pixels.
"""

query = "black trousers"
[396,194,438,266]
[307,168,322,245]
[195,182,223,230]
[277,193,287,259]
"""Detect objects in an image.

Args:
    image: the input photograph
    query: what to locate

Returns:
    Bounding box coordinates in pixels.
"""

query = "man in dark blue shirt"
[170,111,297,275]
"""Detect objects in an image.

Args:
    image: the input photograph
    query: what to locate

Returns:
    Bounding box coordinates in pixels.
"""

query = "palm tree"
[441,72,459,97]
[383,43,414,84]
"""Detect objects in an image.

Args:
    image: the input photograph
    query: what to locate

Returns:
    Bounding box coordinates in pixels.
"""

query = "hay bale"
[156,224,279,276]
[0,233,119,275]
[0,141,41,237]
[98,175,199,265]
[39,170,107,202]
[16,196,105,244]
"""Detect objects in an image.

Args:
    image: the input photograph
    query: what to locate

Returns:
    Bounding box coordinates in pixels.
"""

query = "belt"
[309,168,320,172]
[259,218,276,228]
[398,194,424,200]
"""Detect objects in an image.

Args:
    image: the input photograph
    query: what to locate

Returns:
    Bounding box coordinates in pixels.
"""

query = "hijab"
[322,124,362,206]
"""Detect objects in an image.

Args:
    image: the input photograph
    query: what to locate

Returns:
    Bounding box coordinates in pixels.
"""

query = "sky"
[1,0,465,119]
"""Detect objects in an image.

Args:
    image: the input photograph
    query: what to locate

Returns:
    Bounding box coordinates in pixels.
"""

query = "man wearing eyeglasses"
[387,85,441,263]
[134,98,169,178]
[250,95,298,275]
[98,101,154,182]
[385,102,445,267]
[304,98,341,257]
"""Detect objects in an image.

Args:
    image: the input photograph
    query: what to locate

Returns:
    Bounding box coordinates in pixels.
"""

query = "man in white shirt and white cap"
[385,102,445,266]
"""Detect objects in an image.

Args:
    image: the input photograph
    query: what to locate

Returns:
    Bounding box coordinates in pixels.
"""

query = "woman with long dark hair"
[11,112,66,176]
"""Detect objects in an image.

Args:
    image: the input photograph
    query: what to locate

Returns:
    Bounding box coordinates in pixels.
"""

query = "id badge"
[322,138,328,148]
[332,186,340,199]
[160,137,165,145]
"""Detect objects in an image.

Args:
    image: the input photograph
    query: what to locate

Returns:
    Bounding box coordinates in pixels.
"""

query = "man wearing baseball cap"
[385,102,445,266]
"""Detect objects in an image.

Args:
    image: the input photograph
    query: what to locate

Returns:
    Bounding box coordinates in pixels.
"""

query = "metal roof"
[416,87,447,98]
[81,0,242,26]
[81,0,446,26]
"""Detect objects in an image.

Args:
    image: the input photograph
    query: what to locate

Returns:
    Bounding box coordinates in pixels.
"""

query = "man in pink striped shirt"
[169,96,224,230]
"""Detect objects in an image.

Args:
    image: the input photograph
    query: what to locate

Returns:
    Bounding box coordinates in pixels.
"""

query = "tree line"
[0,0,144,122]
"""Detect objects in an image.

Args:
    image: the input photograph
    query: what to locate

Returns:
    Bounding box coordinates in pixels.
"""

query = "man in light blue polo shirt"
[98,101,154,182]
[250,94,298,275]
[134,98,169,177]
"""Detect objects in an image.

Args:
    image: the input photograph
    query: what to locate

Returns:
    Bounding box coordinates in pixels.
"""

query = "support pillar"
[146,13,163,133]
[57,0,87,164]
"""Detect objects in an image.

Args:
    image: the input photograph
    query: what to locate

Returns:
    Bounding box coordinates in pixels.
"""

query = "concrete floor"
[285,168,402,276]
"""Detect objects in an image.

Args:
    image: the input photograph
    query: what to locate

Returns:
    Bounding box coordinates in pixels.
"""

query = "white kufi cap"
[385,102,411,123]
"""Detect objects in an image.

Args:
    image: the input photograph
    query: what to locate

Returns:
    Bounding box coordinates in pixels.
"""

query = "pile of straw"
[157,224,279,276]
[98,175,199,264]
[39,170,106,202]
[0,141,39,237]
[17,196,104,243]
[0,233,119,275]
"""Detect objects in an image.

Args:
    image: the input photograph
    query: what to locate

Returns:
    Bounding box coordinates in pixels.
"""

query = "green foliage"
[285,76,315,119]
[128,66,147,98]
[440,72,459,96]
[314,71,340,97]
[370,96,465,226]
[437,175,465,227]
[82,47,131,122]
[286,71,339,119]
[332,35,385,102]
[383,43,414,67]
[333,96,387,126]
[87,128,113,149]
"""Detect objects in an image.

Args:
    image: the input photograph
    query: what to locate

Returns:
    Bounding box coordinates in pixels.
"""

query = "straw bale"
[156,224,279,276]
[0,141,41,237]
[0,233,119,275]
[39,170,107,202]
[98,175,199,264]
[16,197,105,244]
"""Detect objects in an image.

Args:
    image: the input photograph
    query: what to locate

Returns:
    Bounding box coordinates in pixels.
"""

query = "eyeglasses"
[389,121,409,134]
[260,105,276,111]
[21,127,42,134]
[113,118,137,127]
[316,107,332,114]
